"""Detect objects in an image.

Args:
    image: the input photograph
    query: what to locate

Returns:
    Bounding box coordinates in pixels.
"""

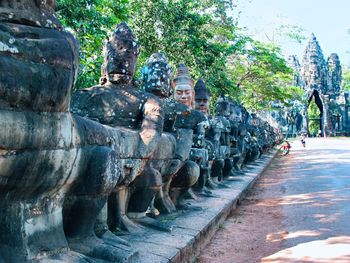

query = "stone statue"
[0,2,135,262]
[71,23,165,233]
[234,105,251,171]
[171,64,210,208]
[173,64,195,109]
[193,78,217,194]
[225,100,244,174]
[141,53,197,213]
[212,97,233,183]
[245,113,262,162]
[194,79,210,115]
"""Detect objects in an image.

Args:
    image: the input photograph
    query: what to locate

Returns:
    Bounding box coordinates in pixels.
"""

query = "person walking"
[300,133,306,147]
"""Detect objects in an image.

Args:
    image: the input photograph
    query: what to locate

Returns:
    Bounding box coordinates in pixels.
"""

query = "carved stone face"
[194,78,210,115]
[142,53,173,98]
[246,114,253,126]
[215,98,230,117]
[172,64,194,108]
[195,98,210,115]
[174,84,194,108]
[105,23,139,85]
[230,105,243,123]
[250,114,260,126]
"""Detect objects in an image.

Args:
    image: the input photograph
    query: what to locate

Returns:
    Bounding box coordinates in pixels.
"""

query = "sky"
[235,0,350,66]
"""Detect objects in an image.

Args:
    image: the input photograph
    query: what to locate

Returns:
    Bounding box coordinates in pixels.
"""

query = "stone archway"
[307,89,325,136]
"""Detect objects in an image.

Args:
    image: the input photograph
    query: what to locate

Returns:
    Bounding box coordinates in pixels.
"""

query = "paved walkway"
[198,138,350,263]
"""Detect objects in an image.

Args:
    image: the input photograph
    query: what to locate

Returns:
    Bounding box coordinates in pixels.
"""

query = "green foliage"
[56,0,128,90]
[127,0,241,101]
[276,24,306,44]
[342,67,350,91]
[308,97,321,135]
[228,40,300,110]
[56,0,302,112]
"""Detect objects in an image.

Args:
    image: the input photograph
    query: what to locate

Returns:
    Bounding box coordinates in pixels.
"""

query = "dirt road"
[197,138,350,263]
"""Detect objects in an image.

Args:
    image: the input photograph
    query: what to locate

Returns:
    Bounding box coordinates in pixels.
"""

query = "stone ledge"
[122,149,279,263]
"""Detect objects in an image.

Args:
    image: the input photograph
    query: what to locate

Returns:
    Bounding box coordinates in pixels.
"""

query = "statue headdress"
[104,22,140,84]
[194,78,210,100]
[172,64,194,89]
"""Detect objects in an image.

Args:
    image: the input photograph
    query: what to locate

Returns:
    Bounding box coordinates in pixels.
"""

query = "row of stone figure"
[0,3,280,262]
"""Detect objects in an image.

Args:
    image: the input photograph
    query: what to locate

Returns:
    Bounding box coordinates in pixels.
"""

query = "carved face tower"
[194,78,210,115]
[105,22,140,85]
[142,52,173,98]
[173,64,194,108]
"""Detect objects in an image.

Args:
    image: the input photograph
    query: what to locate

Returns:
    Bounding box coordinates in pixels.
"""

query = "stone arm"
[230,129,238,145]
[208,118,223,156]
[138,97,164,158]
[193,120,209,148]
[220,118,231,147]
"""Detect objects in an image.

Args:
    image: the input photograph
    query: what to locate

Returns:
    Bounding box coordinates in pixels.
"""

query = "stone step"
[121,149,279,263]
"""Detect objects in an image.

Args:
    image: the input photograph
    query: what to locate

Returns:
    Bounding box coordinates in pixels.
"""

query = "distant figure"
[281,140,291,155]
[300,133,306,148]
[318,129,322,137]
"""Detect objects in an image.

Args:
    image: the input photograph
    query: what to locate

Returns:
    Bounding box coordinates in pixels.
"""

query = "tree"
[342,67,350,91]
[127,0,242,98]
[275,24,306,44]
[56,0,128,90]
[227,39,303,110]
[308,97,321,135]
[56,0,302,112]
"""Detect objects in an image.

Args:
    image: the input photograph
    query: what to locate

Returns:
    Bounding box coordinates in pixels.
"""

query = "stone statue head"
[251,113,260,126]
[215,96,231,117]
[0,0,55,10]
[35,0,55,11]
[246,113,253,126]
[172,64,194,108]
[1,0,61,29]
[104,22,140,85]
[194,78,210,115]
[229,101,243,123]
[141,52,173,98]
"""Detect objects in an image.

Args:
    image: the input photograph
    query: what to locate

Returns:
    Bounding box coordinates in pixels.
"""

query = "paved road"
[198,138,350,263]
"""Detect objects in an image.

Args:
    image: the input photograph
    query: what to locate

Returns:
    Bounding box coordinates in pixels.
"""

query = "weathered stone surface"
[270,34,349,137]
[0,2,133,263]
[302,33,328,93]
[141,53,196,214]
[173,64,195,109]
[0,3,283,262]
[120,150,278,263]
[288,55,304,88]
[0,19,76,112]
[327,53,342,98]
[71,24,165,240]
